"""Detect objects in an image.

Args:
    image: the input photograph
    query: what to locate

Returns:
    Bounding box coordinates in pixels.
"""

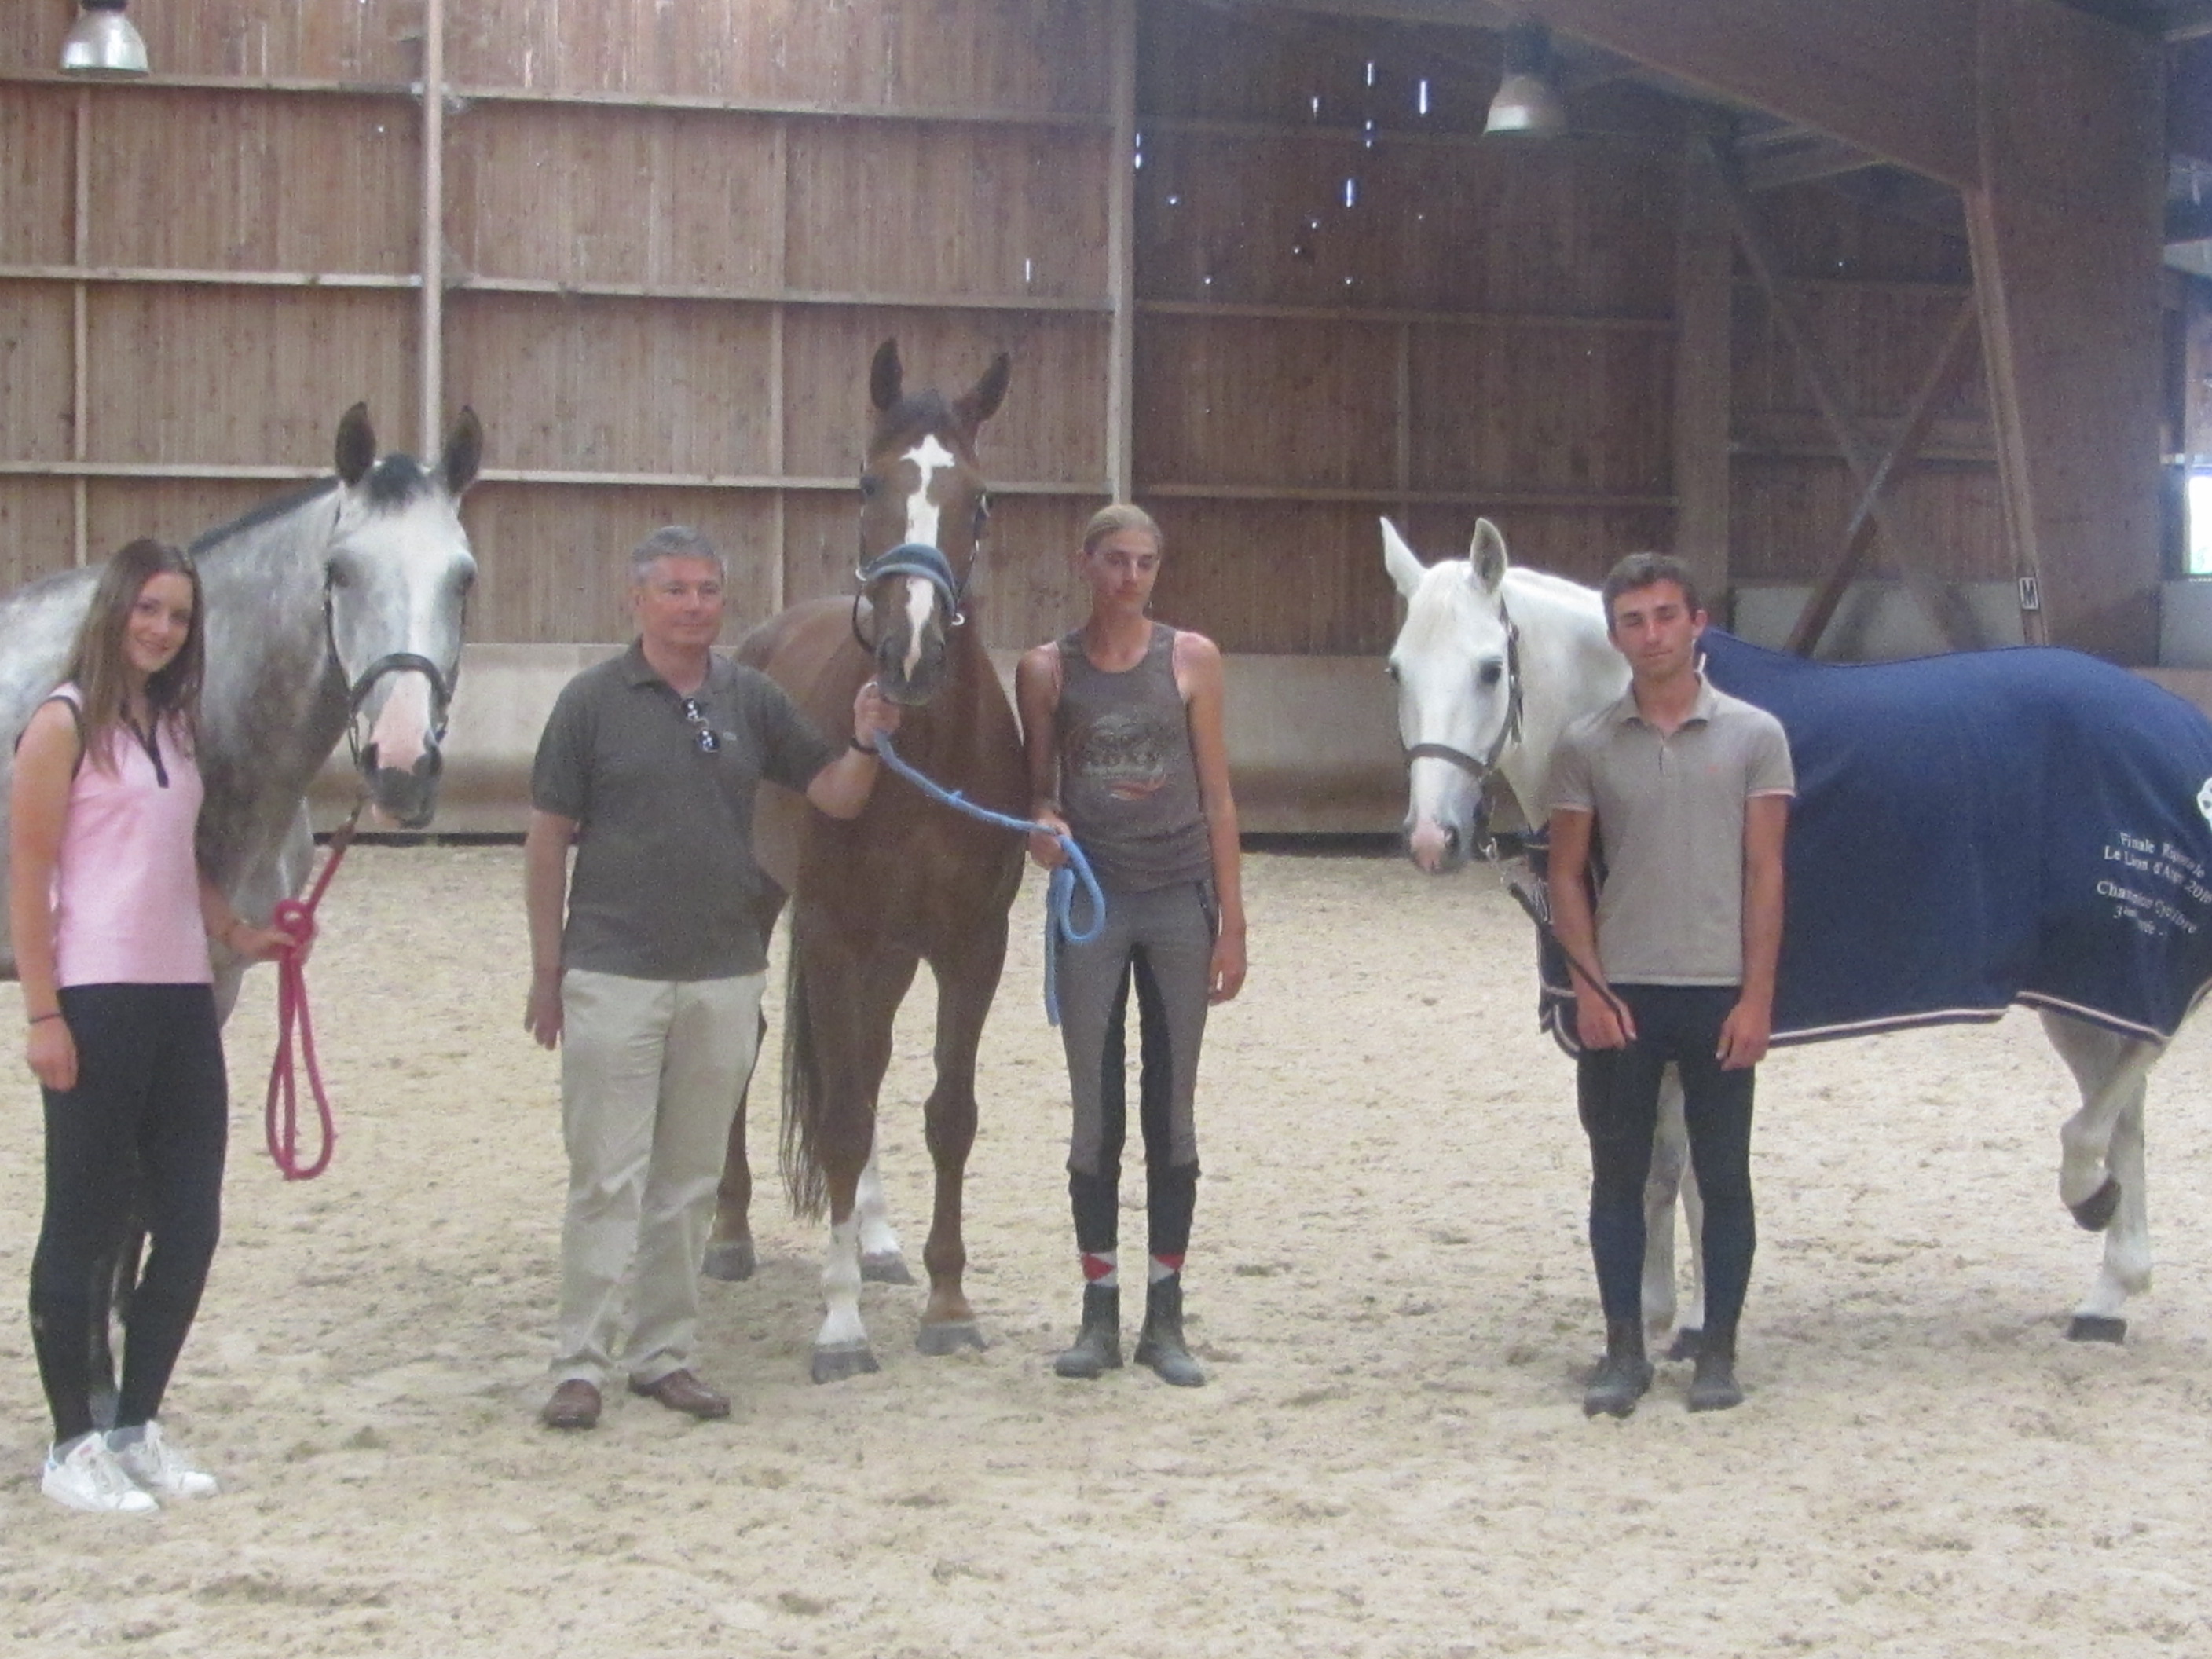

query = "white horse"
[0,402,481,1419]
[1385,515,2174,1350]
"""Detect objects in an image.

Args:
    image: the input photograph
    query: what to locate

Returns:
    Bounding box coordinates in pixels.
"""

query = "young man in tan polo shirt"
[1547,551,1793,1418]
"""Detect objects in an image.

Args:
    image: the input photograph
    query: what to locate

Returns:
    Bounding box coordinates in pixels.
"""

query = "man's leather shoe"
[628,1368,730,1419]
[540,1379,602,1430]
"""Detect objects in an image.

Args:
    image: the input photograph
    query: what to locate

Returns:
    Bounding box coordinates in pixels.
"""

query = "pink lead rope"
[263,801,363,1181]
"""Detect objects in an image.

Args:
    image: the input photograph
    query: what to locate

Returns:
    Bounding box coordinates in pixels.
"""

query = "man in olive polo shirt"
[1547,551,1793,1419]
[523,526,899,1430]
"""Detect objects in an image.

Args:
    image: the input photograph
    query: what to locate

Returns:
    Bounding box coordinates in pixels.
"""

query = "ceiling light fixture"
[60,0,149,77]
[1484,20,1565,139]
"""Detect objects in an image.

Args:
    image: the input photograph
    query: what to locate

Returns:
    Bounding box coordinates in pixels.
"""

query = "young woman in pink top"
[10,538,296,1514]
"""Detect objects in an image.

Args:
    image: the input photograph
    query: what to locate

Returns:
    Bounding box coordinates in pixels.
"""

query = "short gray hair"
[629,525,725,584]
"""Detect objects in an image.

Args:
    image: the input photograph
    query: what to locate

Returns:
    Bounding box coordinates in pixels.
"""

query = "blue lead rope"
[870,731,1106,1025]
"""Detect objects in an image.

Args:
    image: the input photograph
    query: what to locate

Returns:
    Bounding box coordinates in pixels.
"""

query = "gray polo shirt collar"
[1606,671,1719,731]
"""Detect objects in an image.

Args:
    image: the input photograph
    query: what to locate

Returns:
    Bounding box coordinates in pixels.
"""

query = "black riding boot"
[1133,1276,1205,1387]
[1686,1324,1744,1412]
[1053,1284,1122,1379]
[1582,1317,1654,1419]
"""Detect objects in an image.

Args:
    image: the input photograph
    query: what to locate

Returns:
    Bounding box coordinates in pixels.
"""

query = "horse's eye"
[859,474,881,500]
[454,569,476,597]
[1384,661,1401,683]
[1478,660,1503,687]
[327,564,353,590]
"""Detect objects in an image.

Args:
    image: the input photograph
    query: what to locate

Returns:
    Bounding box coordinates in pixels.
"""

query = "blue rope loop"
[870,731,1104,1026]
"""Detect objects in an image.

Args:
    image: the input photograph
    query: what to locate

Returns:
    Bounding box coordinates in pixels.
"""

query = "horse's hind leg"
[1642,1064,1707,1358]
[911,922,1008,1357]
[2039,1011,2159,1342]
[701,1002,768,1282]
[705,891,783,1283]
[856,1148,913,1285]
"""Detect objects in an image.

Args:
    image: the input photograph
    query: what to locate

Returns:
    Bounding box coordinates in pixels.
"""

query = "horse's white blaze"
[903,434,956,548]
[900,577,934,681]
[855,1148,903,1262]
[816,1214,868,1351]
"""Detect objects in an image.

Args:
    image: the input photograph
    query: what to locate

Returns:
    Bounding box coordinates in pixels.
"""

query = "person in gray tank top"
[1016,504,1246,1387]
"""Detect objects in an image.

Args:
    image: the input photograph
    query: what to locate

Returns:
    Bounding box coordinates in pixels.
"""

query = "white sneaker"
[42,1434,158,1514]
[109,1421,218,1500]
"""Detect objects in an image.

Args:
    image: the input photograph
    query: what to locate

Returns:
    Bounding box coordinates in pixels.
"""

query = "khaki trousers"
[552,967,764,1390]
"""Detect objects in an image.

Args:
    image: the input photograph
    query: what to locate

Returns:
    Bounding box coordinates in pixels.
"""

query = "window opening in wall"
[2188,469,2212,576]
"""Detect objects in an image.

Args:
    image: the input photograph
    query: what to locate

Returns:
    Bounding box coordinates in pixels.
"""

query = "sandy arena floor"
[1,844,2209,1657]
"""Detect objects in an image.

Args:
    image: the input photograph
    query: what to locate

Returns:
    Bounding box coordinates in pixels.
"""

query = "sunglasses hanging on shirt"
[680,697,720,754]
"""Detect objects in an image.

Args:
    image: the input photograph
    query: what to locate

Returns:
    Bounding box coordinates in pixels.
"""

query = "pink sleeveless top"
[49,686,212,987]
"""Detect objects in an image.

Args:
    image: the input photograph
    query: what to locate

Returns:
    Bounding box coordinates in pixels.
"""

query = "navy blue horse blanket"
[1538,632,2212,1049]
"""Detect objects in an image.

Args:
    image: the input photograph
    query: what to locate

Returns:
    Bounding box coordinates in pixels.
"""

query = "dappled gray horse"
[0,402,482,1416]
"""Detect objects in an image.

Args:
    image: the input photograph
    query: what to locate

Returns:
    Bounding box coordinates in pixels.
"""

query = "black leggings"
[30,983,227,1443]
[1576,983,1756,1339]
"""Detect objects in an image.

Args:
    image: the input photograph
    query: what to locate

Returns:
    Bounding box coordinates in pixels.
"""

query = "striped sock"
[1148,1253,1185,1284]
[1082,1251,1119,1289]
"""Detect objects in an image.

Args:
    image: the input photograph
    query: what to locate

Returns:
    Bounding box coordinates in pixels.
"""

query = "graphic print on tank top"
[1068,706,1182,802]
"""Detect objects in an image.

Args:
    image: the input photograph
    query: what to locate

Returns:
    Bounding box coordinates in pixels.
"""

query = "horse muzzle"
[362,745,444,830]
[875,632,947,707]
[1406,817,1470,875]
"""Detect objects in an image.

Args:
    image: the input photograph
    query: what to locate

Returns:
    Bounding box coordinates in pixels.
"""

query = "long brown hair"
[64,537,206,773]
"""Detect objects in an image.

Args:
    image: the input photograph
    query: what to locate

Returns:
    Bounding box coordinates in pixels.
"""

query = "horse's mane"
[188,453,440,558]
[189,479,339,556]
[1505,566,1601,604]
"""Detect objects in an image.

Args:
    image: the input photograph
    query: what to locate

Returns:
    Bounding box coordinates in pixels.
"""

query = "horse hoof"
[861,1251,915,1286]
[1664,1328,1704,1363]
[916,1320,987,1357]
[810,1342,881,1384]
[2066,1314,2126,1344]
[701,1238,756,1282]
[2069,1177,2122,1232]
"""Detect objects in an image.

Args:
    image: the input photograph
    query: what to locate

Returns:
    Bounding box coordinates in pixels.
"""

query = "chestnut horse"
[704,340,1026,1382]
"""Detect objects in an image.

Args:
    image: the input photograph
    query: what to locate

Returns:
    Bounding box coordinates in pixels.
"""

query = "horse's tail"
[778,936,830,1221]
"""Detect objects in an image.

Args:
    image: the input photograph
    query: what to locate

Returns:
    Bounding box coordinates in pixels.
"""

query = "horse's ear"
[441,407,482,496]
[335,403,376,487]
[1467,517,1509,596]
[870,339,903,413]
[954,352,1013,431]
[1382,518,1426,600]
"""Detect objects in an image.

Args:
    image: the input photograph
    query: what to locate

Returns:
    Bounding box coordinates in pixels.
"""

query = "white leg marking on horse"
[855,1147,903,1262]
[900,577,933,681]
[816,1214,867,1352]
[1642,1068,1690,1335]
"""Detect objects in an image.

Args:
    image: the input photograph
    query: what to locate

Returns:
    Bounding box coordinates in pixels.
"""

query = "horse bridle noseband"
[1401,609,1524,783]
[324,586,456,773]
[850,539,971,654]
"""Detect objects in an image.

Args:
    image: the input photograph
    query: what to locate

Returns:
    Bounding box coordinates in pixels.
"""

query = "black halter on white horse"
[1401,608,1523,782]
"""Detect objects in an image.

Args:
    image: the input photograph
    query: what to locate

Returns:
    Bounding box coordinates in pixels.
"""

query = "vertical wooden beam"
[1393,321,1412,515]
[769,119,789,617]
[1965,1,2164,661]
[1672,137,1733,613]
[71,88,90,568]
[417,0,447,455]
[1104,0,1137,501]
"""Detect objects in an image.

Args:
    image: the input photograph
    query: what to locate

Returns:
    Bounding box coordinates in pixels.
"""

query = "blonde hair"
[1080,504,1163,557]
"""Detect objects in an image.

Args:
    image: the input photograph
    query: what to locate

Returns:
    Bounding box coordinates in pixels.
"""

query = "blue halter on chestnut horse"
[702,339,1035,1383]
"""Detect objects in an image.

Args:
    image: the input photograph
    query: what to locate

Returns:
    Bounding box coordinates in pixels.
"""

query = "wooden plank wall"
[1727,185,2002,587]
[0,0,2009,656]
[0,0,1112,649]
[1133,7,1683,652]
